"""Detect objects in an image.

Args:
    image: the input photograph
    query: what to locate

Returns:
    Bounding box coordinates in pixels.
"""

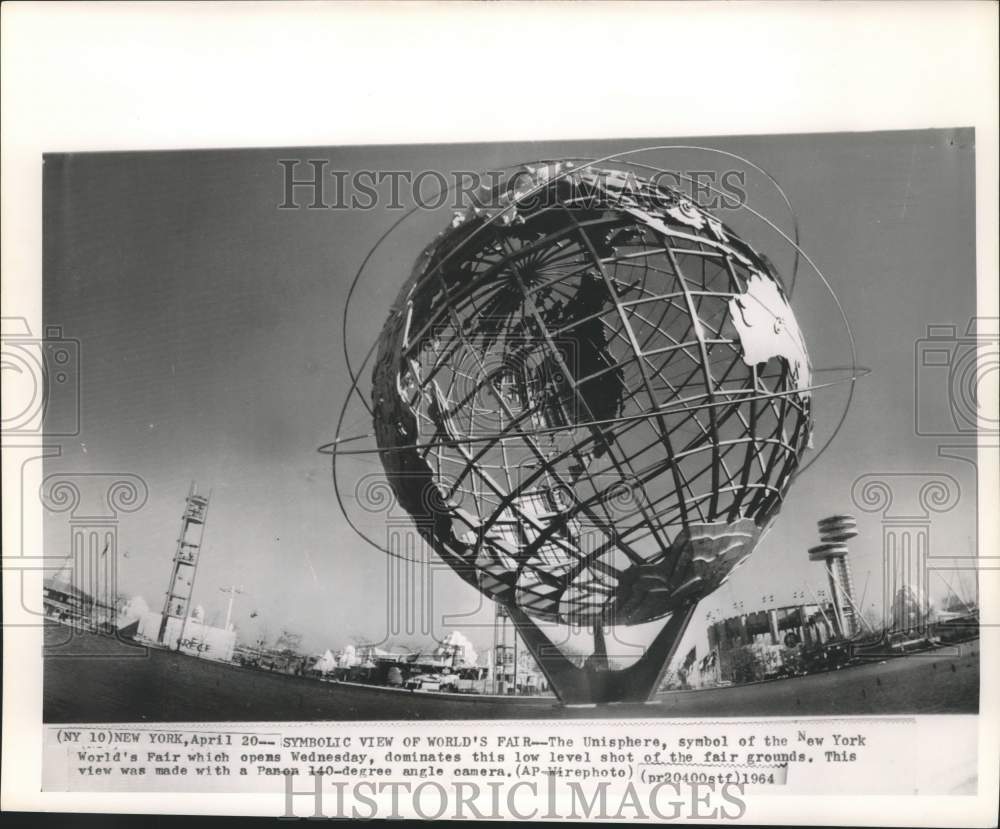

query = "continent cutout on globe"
[728,271,811,391]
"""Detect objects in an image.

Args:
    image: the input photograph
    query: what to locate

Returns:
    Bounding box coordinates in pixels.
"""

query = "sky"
[42,130,978,660]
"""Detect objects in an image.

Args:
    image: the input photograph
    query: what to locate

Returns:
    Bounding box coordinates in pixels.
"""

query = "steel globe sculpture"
[368,162,814,702]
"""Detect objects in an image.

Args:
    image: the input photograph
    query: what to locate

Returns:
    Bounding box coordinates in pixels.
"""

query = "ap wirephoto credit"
[2,4,997,824]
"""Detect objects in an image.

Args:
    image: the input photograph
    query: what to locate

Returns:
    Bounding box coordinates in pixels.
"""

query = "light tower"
[490,603,527,695]
[157,484,211,645]
[809,515,859,638]
[220,584,244,630]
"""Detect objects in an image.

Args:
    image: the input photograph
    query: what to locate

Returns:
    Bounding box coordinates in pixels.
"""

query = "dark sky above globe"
[43,129,977,656]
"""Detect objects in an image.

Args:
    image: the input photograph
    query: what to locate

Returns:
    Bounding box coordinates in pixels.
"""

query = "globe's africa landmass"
[371,163,813,629]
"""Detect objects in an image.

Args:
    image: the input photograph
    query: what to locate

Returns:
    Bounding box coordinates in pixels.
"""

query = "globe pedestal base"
[504,602,699,705]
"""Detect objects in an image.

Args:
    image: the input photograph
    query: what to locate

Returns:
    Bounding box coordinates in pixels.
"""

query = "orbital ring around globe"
[325,149,864,559]
[325,148,864,489]
[330,147,862,461]
[324,147,866,628]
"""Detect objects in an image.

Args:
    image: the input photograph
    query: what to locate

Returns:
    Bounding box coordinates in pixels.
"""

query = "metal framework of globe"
[369,162,814,702]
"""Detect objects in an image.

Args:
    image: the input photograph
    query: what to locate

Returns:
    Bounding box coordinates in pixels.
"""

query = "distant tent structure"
[118,619,140,640]
[312,649,337,674]
[436,631,478,666]
[118,595,149,627]
[890,586,934,632]
[338,644,357,668]
[275,629,303,653]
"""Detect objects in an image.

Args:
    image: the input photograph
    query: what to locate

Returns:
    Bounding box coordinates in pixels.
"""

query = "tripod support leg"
[503,602,698,704]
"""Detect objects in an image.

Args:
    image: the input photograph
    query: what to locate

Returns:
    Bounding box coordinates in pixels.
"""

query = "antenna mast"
[157,483,211,645]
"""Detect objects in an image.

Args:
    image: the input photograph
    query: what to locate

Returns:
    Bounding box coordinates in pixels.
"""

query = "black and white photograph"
[2,2,997,823]
[37,133,982,723]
